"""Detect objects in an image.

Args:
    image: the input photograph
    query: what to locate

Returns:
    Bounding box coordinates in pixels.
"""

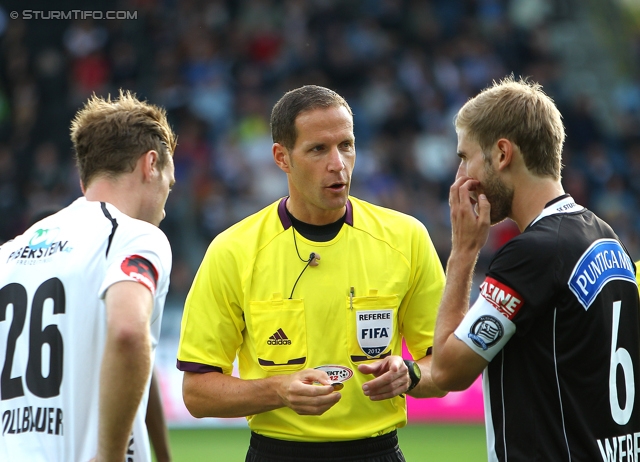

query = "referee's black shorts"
[245,430,406,462]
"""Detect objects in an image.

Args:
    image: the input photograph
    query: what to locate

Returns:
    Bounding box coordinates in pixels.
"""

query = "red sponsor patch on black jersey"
[121,255,158,293]
[479,276,524,320]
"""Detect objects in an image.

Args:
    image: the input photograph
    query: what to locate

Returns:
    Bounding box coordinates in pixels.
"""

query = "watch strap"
[403,359,421,392]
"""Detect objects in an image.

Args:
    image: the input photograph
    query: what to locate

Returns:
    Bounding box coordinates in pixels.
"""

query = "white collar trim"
[529,196,584,227]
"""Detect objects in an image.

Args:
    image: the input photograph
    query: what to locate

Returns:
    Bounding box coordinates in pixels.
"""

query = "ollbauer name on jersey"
[597,432,640,461]
[2,405,63,436]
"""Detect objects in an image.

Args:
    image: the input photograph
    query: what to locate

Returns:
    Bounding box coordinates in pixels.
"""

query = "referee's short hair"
[455,75,565,180]
[271,85,353,151]
[71,90,177,189]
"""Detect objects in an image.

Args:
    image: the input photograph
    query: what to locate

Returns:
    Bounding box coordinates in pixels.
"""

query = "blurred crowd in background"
[1,0,640,308]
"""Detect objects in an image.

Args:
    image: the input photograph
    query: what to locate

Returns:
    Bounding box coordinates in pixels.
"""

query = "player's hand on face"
[277,369,341,415]
[449,164,490,254]
[358,356,410,401]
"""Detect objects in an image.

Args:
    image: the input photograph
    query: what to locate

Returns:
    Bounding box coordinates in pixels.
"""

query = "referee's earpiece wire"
[289,228,318,299]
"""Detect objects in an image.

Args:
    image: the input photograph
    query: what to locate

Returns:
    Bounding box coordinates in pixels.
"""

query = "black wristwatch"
[404,359,421,393]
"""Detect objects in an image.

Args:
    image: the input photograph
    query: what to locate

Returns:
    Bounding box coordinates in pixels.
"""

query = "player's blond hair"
[455,75,565,180]
[70,90,177,188]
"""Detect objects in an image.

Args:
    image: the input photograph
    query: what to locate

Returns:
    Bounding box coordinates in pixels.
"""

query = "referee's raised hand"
[358,356,408,401]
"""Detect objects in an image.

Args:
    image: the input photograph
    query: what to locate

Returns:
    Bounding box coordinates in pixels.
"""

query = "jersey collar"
[277,197,353,230]
[528,194,584,228]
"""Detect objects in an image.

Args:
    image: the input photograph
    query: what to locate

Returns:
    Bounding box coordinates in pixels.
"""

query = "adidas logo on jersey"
[267,328,291,345]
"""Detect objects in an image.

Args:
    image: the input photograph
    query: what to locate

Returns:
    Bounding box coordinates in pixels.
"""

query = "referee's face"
[277,105,356,225]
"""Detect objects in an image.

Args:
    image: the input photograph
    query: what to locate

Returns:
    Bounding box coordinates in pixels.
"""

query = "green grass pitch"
[155,424,487,461]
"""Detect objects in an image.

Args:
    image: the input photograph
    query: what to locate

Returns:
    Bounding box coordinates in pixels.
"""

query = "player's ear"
[495,138,513,171]
[140,150,160,182]
[273,143,291,173]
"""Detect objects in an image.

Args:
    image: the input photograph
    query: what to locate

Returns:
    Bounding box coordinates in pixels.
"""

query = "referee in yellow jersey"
[177,85,447,461]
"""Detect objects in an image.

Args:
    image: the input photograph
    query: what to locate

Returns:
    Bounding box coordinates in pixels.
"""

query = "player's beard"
[482,160,513,225]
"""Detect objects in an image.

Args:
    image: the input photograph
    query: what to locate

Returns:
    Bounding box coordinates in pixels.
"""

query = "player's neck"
[511,178,565,232]
[84,176,143,220]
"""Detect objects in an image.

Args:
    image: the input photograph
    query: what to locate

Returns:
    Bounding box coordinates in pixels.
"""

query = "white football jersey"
[0,197,172,462]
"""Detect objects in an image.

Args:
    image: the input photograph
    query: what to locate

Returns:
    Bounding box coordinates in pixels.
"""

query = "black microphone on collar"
[308,252,321,267]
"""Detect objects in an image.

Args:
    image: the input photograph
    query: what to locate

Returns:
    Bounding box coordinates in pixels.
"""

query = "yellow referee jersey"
[177,196,445,441]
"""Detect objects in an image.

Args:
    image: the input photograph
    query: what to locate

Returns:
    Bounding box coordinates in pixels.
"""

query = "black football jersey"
[455,195,640,461]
